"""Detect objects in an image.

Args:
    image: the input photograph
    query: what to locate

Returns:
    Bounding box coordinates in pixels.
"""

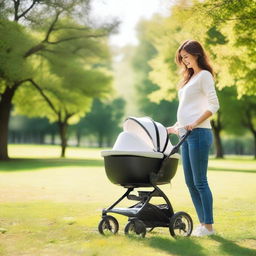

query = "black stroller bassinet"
[98,117,193,237]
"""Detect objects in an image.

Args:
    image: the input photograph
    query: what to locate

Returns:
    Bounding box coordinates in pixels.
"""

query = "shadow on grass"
[0,158,104,172]
[208,167,256,174]
[146,236,206,256]
[210,157,256,161]
[143,235,256,256]
[210,235,256,256]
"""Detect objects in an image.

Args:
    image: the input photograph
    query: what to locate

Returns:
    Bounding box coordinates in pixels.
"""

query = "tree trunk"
[244,108,256,159]
[0,86,17,160]
[98,132,103,148]
[252,132,256,159]
[213,128,224,158]
[76,131,81,147]
[211,115,224,159]
[58,121,68,158]
[39,132,45,144]
[51,132,55,145]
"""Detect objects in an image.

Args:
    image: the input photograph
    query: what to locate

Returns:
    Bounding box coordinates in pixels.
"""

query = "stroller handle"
[153,130,191,181]
[167,130,191,158]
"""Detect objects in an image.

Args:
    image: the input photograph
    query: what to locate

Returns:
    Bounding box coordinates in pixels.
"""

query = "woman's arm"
[185,110,212,130]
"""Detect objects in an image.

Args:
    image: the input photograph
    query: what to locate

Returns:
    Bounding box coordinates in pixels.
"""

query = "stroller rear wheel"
[124,219,146,238]
[169,211,193,237]
[98,215,119,235]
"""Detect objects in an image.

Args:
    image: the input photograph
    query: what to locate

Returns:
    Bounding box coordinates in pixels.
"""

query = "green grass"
[0,144,255,256]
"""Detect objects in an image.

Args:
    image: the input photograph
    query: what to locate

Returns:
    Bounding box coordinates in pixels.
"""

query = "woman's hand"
[167,125,179,135]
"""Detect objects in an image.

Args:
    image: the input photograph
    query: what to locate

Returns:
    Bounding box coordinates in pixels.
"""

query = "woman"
[167,40,219,237]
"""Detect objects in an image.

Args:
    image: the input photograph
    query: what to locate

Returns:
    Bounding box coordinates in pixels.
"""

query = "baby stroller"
[98,117,193,238]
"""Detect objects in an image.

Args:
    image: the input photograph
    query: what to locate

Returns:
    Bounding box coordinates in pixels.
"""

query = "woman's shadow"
[145,234,256,256]
[146,236,206,256]
[210,235,256,256]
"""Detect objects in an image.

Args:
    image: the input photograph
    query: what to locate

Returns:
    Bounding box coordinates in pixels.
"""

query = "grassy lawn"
[0,144,255,256]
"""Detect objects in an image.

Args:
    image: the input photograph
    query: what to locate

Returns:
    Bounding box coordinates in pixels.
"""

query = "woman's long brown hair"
[176,40,214,88]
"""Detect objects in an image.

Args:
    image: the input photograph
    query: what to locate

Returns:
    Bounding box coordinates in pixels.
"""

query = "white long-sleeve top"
[177,70,220,129]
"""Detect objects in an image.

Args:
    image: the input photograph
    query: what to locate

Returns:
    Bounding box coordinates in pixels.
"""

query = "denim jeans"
[181,128,214,224]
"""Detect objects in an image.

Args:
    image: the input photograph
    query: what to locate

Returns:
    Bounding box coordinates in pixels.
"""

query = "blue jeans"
[181,128,214,224]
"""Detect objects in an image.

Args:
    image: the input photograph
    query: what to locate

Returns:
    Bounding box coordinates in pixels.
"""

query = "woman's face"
[180,49,198,70]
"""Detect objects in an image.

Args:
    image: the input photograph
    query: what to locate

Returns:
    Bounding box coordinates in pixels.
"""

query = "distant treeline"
[9,98,126,148]
[9,114,255,157]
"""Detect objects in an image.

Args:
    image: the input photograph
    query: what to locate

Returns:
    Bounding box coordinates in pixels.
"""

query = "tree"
[204,26,228,158]
[196,0,256,156]
[147,1,210,102]
[0,0,118,160]
[132,19,178,127]
[200,0,256,96]
[214,87,256,158]
[239,96,256,159]
[132,2,225,155]
[135,0,256,157]
[9,115,57,144]
[211,87,240,158]
[80,98,126,147]
[0,19,35,159]
[13,59,112,156]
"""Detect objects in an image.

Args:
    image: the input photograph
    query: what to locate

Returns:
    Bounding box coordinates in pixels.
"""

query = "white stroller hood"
[101,117,174,158]
[123,117,174,155]
[112,131,153,152]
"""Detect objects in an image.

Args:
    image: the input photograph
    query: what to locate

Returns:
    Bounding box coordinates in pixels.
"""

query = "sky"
[90,0,173,47]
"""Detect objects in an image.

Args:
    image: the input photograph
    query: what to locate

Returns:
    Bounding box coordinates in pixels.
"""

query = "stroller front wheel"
[98,215,119,235]
[169,211,193,237]
[124,219,146,238]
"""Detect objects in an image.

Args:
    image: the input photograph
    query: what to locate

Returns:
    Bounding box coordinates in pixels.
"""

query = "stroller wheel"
[169,211,193,237]
[98,215,119,235]
[124,219,146,238]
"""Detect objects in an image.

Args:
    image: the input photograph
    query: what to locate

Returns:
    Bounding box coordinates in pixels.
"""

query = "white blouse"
[177,70,220,129]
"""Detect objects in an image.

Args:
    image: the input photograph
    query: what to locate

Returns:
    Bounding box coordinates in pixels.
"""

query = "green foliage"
[218,87,256,136]
[51,18,110,60]
[13,80,93,124]
[145,1,211,101]
[139,0,256,100]
[10,15,113,124]
[0,0,118,159]
[201,0,256,96]
[131,0,256,154]
[205,26,228,47]
[217,87,245,135]
[0,19,35,84]
[78,98,126,146]
[132,19,178,126]
[110,45,138,116]
[9,115,56,133]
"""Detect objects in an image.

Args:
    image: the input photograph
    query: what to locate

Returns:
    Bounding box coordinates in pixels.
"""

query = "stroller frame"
[102,180,175,229]
[98,130,193,238]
